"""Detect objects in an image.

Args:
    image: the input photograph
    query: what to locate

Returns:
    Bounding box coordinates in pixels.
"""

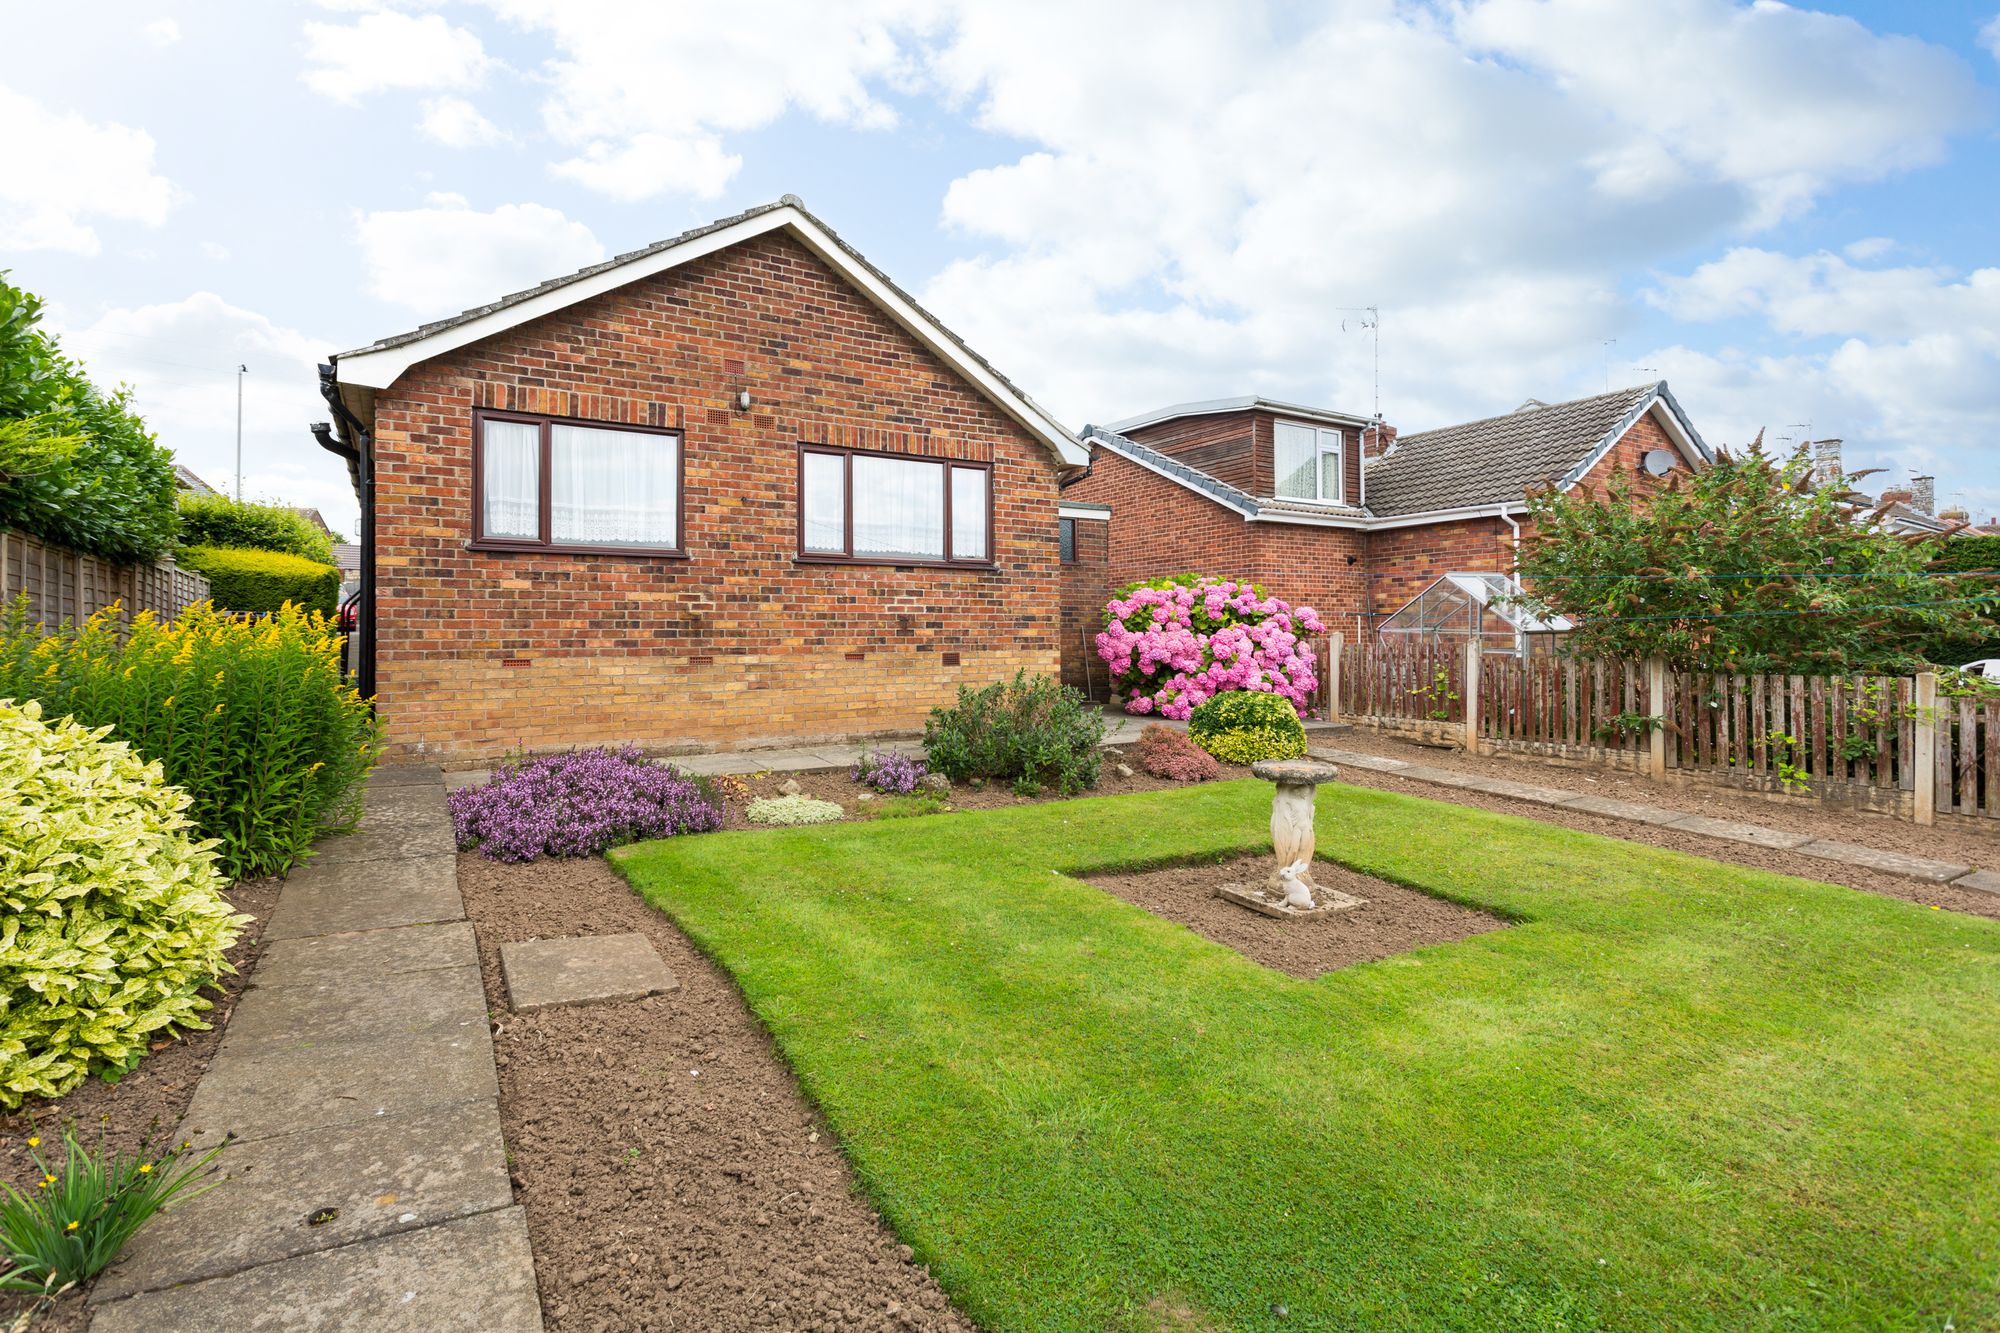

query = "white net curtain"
[551,424,678,547]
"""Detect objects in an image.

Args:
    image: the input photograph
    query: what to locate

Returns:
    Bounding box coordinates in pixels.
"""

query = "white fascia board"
[1245,509,1368,530]
[1058,503,1112,521]
[335,205,1088,470]
[1560,393,1708,492]
[1106,396,1376,434]
[1365,502,1527,531]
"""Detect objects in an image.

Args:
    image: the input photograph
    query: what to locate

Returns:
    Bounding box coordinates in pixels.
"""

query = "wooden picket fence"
[0,528,210,629]
[1326,635,1997,824]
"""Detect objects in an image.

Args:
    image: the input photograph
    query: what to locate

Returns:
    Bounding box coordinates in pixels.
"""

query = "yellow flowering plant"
[0,598,379,878]
[1,1126,226,1294]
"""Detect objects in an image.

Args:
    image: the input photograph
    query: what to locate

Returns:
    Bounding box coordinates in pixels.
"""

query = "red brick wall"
[1362,517,1513,622]
[367,230,1065,762]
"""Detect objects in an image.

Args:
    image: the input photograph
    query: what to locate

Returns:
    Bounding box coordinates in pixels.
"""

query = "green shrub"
[924,671,1105,795]
[177,493,337,564]
[0,699,247,1109]
[178,546,341,618]
[746,794,845,826]
[1,1126,227,1294]
[1188,690,1307,766]
[0,276,179,562]
[0,601,378,879]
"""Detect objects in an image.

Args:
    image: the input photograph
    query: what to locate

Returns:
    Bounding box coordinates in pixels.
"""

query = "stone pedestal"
[1217,756,1363,919]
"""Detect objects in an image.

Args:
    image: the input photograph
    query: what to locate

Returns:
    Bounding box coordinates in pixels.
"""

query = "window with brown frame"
[797,444,992,566]
[472,409,685,555]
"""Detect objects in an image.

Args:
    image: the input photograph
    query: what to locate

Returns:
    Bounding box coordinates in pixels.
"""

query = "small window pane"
[802,451,846,553]
[481,419,540,539]
[1318,432,1342,502]
[1058,517,1076,564]
[950,466,987,561]
[1273,421,1316,499]
[852,454,944,560]
[550,424,678,547]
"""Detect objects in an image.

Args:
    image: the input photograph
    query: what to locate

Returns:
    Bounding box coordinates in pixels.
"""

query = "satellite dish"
[1641,449,1676,477]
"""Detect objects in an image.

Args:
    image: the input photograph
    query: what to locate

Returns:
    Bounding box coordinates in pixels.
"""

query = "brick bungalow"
[314,196,1087,763]
[1058,383,1711,690]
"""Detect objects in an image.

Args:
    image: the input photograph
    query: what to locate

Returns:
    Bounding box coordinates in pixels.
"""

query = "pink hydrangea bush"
[1096,575,1325,721]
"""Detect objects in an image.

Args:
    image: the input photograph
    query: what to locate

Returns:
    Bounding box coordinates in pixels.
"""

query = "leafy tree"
[0,275,179,562]
[1512,443,1999,674]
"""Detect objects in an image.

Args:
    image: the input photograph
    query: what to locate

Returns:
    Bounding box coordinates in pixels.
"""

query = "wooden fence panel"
[0,529,208,630]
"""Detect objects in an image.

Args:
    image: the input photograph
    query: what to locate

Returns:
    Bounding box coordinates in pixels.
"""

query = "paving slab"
[1952,868,2000,896]
[94,1101,512,1301]
[1453,776,1577,806]
[262,855,463,940]
[1556,794,1689,826]
[180,1029,497,1144]
[90,1206,541,1333]
[253,922,478,989]
[224,964,486,1051]
[1793,839,1972,884]
[443,767,490,791]
[367,764,444,788]
[664,747,846,776]
[1661,813,1813,849]
[310,808,459,864]
[1312,746,1412,771]
[501,932,679,1012]
[362,781,451,821]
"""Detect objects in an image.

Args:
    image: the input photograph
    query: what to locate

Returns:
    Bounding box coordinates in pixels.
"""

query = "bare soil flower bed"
[1084,854,1509,979]
[458,853,976,1333]
[0,875,279,1332]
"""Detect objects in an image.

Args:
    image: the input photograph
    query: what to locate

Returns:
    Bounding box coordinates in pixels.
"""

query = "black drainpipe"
[313,362,375,702]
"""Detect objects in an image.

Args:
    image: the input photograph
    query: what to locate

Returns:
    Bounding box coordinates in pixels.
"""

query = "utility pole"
[235,364,247,500]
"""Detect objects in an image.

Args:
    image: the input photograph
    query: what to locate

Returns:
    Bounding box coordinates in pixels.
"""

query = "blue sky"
[4,0,1998,539]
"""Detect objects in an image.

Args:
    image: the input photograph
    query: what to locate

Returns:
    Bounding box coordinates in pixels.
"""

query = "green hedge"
[1929,534,2000,574]
[179,546,341,618]
[178,492,337,564]
[1188,690,1307,766]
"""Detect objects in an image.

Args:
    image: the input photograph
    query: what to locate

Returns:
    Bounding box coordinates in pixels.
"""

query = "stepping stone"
[1555,794,1688,826]
[362,782,451,821]
[311,814,458,865]
[1793,839,1972,884]
[93,1101,511,1301]
[180,1029,497,1145]
[1456,777,1576,806]
[1663,814,1813,849]
[443,768,490,791]
[501,932,679,1012]
[224,965,486,1051]
[1952,869,2000,896]
[263,856,463,939]
[1310,747,1411,770]
[89,1207,539,1333]
[254,922,477,989]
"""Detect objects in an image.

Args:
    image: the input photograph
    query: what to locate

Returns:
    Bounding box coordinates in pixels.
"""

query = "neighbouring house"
[314,196,1086,763]
[173,463,221,497]
[1058,382,1712,687]
[290,506,337,539]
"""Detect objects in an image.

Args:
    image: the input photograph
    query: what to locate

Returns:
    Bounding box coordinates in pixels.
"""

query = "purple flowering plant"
[851,747,927,794]
[447,747,723,862]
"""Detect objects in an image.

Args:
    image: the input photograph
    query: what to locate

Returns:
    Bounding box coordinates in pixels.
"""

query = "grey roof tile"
[1363,384,1663,516]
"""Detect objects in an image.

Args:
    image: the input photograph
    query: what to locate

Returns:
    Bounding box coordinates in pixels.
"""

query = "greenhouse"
[1377,573,1571,657]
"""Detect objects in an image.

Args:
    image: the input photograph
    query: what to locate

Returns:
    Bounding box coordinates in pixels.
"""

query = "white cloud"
[1642,248,2000,518]
[417,95,509,148]
[353,197,604,316]
[143,18,180,45]
[470,0,943,198]
[200,241,230,261]
[1982,14,2000,60]
[0,85,179,254]
[303,11,492,104]
[51,294,359,534]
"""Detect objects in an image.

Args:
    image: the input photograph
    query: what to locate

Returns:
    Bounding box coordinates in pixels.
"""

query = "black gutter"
[312,362,375,702]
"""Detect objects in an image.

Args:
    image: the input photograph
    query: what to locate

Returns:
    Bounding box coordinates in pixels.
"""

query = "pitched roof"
[1364,382,1709,517]
[1104,395,1375,434]
[1078,427,1367,526]
[331,196,1086,469]
[173,463,219,496]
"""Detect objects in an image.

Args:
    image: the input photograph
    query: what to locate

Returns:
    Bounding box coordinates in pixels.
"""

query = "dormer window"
[1273,420,1343,503]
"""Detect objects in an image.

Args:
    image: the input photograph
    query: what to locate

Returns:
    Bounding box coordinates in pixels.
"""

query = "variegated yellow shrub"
[0,698,247,1110]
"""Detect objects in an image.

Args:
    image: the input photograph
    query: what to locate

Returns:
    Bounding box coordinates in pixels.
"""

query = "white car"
[1962,658,2000,682]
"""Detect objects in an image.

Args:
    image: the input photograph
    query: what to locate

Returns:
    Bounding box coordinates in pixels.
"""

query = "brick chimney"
[1360,420,1398,460]
[1810,438,1844,489]
[1939,506,1969,525]
[1879,488,1913,508]
[1910,475,1935,515]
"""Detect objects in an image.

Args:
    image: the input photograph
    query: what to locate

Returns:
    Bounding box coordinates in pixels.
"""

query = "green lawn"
[612,781,2000,1332]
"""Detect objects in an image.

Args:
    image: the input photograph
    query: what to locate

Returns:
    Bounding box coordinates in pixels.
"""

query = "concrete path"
[1312,745,1993,894]
[89,768,541,1332]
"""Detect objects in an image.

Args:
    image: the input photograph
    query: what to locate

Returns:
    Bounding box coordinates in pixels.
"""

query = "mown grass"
[612,780,2000,1332]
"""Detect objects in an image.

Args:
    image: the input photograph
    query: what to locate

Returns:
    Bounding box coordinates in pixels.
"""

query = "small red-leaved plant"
[1134,724,1221,783]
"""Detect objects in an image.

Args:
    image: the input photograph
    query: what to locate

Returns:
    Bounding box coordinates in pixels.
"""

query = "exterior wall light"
[735,390,753,411]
